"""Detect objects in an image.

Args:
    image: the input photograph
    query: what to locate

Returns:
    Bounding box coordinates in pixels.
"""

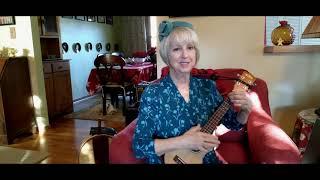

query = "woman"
[132,20,252,164]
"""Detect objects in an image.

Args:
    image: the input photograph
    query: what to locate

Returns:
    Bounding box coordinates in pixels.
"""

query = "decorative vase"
[271,21,295,46]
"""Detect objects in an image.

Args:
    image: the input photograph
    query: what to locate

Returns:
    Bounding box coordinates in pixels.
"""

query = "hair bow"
[158,21,193,42]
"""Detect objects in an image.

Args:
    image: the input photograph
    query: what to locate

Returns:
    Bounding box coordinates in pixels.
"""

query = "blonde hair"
[159,27,200,65]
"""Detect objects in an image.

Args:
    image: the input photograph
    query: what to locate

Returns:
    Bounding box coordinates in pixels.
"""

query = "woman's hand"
[228,91,252,113]
[181,124,220,153]
[228,91,253,124]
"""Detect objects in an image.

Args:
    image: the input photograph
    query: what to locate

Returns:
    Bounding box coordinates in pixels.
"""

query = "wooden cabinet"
[39,16,59,36]
[44,73,55,118]
[43,60,73,121]
[38,16,73,122]
[38,16,62,60]
[0,57,35,144]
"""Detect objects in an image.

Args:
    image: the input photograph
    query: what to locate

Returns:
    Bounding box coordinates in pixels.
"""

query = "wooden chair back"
[94,54,127,86]
[78,134,112,164]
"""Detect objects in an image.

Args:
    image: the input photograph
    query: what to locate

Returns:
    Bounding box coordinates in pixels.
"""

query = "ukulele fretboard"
[200,98,231,134]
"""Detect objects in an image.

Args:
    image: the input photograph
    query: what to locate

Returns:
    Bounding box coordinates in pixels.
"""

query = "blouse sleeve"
[132,85,161,163]
[210,81,244,131]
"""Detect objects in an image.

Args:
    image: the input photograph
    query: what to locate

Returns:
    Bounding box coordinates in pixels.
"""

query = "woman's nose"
[181,48,189,58]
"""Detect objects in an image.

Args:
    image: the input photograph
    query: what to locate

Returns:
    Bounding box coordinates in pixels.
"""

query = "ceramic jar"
[271,21,295,46]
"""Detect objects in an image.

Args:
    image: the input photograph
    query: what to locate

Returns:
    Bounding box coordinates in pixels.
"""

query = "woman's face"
[168,41,196,74]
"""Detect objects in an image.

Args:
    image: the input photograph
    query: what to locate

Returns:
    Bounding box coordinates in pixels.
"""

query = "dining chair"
[94,54,135,116]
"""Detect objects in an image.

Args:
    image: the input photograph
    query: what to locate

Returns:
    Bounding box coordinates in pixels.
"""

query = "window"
[265,16,320,46]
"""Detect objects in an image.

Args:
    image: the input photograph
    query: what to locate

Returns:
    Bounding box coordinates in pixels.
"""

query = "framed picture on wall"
[97,16,106,23]
[62,16,73,19]
[169,16,189,18]
[106,16,113,25]
[0,16,15,26]
[75,16,85,21]
[87,16,95,22]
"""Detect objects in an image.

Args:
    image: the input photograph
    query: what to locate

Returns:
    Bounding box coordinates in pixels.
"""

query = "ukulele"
[164,71,256,164]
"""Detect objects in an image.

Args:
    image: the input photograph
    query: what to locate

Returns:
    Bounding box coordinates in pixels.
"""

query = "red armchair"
[109,67,301,164]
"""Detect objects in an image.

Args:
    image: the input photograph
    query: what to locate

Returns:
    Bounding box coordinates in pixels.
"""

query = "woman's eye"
[173,48,180,51]
[188,46,194,50]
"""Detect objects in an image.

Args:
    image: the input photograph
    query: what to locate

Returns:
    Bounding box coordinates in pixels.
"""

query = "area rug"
[0,146,48,164]
[64,102,125,123]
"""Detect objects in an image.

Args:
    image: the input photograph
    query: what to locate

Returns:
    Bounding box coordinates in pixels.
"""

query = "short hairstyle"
[159,27,200,65]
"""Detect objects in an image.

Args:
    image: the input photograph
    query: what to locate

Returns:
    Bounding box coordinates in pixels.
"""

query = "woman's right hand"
[181,124,220,153]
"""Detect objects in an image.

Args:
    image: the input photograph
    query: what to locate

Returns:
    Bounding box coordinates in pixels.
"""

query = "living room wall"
[60,17,117,101]
[156,16,320,135]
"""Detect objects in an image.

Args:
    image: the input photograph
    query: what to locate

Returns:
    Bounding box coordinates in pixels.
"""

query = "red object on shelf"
[292,108,319,154]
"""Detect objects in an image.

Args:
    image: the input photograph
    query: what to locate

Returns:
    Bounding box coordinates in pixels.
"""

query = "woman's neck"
[169,70,190,103]
[169,70,190,87]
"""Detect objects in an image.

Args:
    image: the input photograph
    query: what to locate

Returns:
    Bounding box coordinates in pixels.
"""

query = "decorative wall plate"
[96,43,102,52]
[62,42,69,53]
[85,43,93,52]
[73,43,81,53]
[106,42,111,52]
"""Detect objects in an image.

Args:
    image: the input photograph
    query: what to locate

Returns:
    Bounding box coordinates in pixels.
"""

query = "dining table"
[86,62,155,95]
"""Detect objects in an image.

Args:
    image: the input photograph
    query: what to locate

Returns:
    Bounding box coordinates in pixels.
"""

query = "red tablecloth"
[86,63,154,95]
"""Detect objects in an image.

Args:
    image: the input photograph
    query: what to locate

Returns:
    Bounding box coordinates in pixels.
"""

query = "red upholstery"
[216,142,249,164]
[109,120,145,164]
[109,67,301,164]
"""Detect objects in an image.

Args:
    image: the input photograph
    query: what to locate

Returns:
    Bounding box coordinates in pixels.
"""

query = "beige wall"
[156,16,320,135]
[0,16,49,128]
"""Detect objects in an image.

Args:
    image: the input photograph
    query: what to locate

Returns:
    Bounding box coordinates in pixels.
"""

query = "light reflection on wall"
[32,95,41,109]
[36,117,46,135]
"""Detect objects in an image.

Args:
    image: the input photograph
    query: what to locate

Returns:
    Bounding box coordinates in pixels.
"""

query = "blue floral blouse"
[132,74,244,164]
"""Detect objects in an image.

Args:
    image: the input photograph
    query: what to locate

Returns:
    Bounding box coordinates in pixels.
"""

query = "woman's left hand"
[228,91,253,113]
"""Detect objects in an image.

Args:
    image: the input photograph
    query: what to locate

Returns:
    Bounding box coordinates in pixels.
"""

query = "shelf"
[40,35,59,39]
[264,45,320,53]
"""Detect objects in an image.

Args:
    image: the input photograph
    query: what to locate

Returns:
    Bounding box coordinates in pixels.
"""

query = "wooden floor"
[8,95,126,164]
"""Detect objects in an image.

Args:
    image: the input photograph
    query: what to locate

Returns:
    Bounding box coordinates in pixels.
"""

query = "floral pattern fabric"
[132,75,244,164]
[292,108,318,155]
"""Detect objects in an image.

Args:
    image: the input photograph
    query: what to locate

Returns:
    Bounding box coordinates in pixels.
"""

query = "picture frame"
[62,16,73,19]
[169,16,189,18]
[0,16,15,26]
[75,16,85,21]
[87,16,96,22]
[106,16,113,25]
[97,16,106,23]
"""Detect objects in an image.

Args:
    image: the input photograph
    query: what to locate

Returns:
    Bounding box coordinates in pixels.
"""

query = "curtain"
[119,16,150,57]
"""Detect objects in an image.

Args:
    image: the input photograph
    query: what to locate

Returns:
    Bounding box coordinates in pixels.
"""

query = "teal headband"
[158,21,193,42]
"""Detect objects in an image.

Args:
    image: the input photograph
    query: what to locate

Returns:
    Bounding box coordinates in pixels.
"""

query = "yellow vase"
[271,21,295,46]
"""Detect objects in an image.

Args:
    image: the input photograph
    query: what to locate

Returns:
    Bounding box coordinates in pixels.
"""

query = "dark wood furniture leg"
[102,86,107,115]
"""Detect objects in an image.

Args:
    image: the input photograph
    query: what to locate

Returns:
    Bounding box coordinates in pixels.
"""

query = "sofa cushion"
[216,142,249,164]
[109,120,145,164]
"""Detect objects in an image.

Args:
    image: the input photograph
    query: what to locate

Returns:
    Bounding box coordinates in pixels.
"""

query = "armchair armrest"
[109,119,145,164]
[247,109,301,164]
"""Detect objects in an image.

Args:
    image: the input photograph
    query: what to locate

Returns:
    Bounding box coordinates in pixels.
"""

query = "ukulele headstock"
[234,71,256,92]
